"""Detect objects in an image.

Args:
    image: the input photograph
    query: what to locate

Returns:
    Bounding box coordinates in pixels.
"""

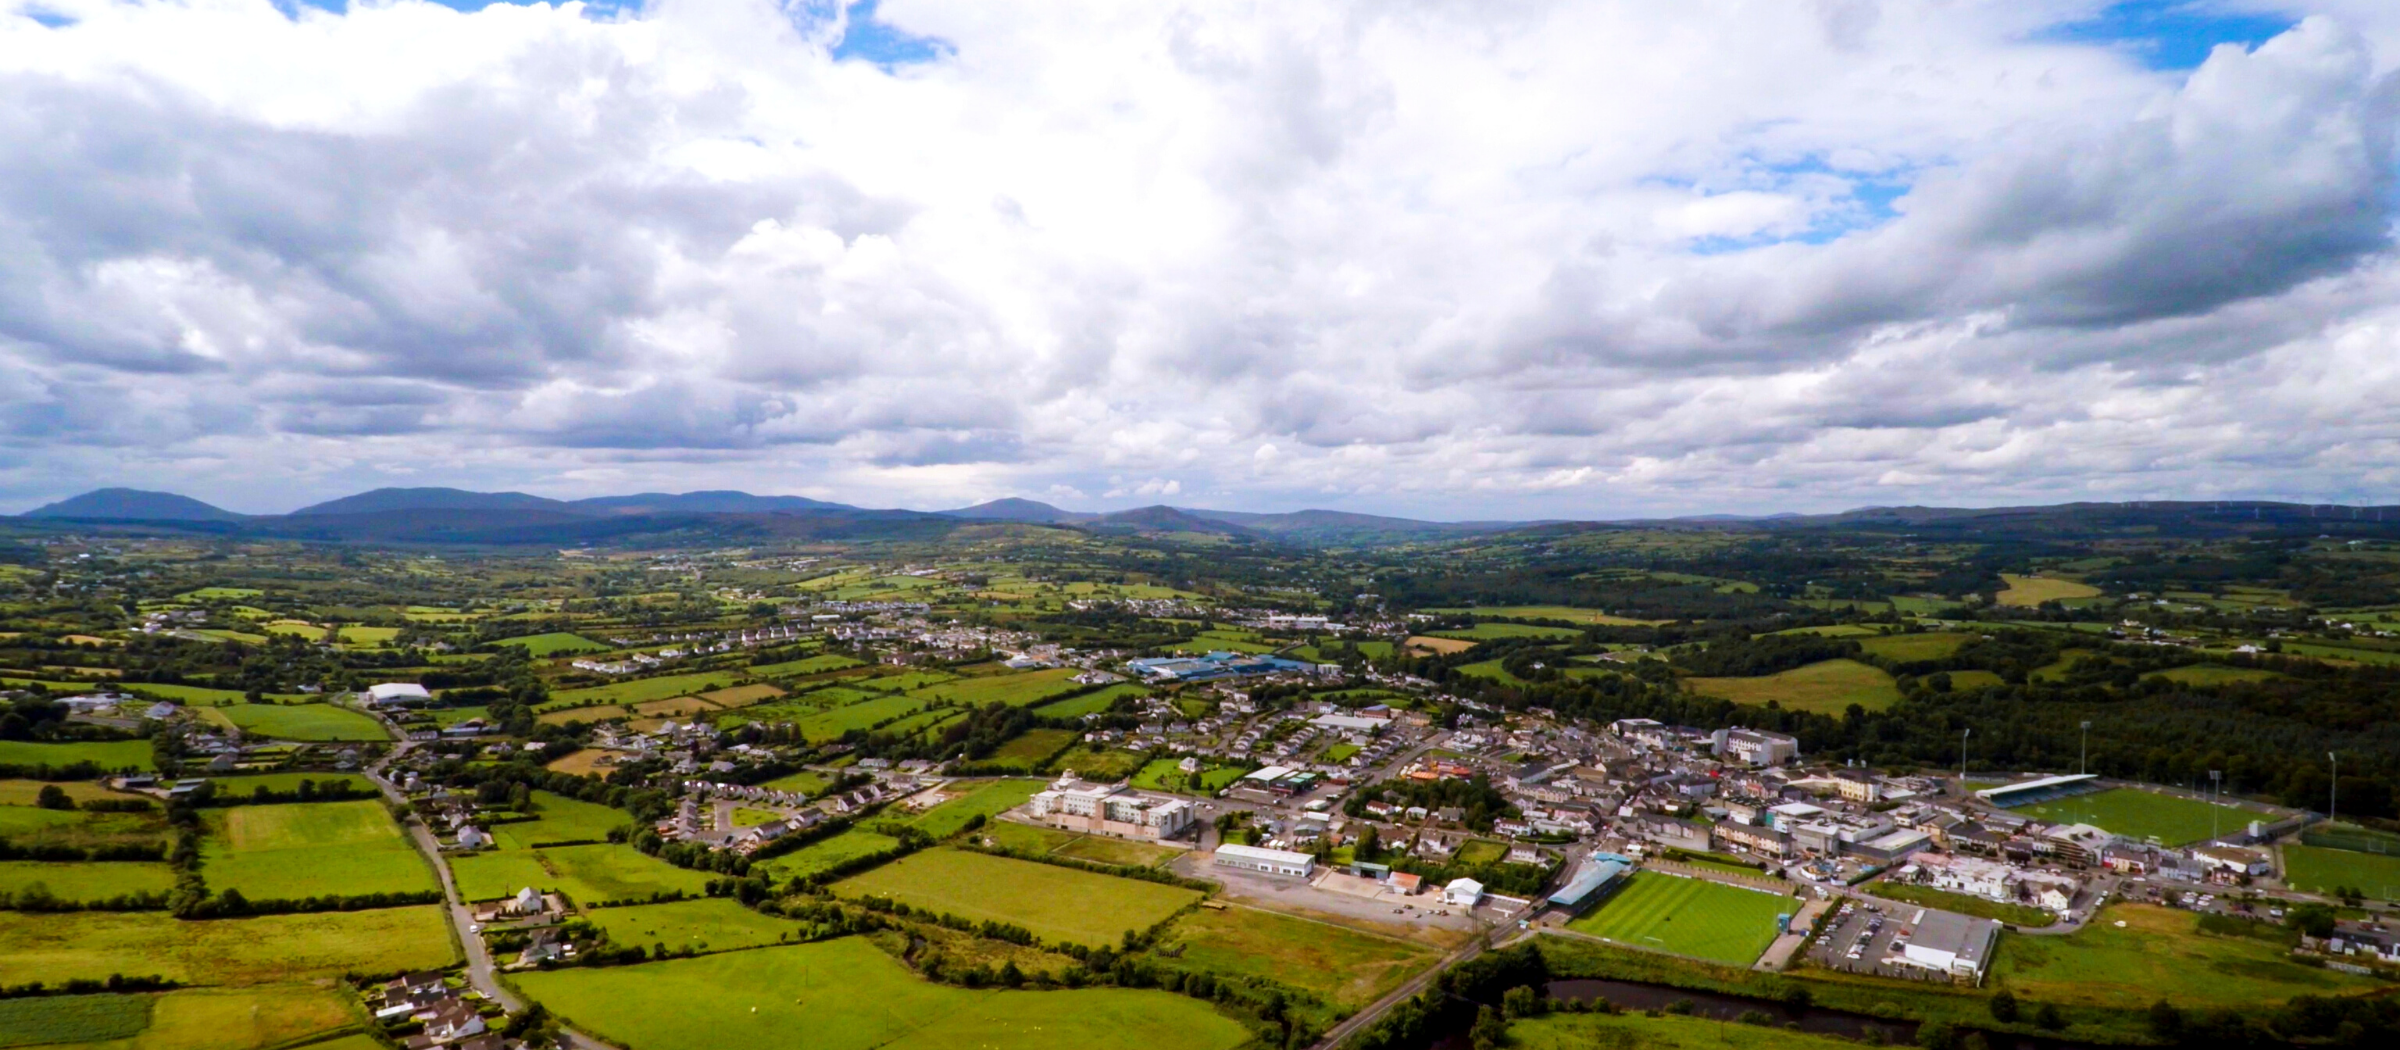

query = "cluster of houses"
[367,972,510,1049]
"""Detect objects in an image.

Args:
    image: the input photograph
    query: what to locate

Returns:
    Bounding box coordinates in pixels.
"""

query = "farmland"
[489,631,610,655]
[0,740,156,772]
[913,667,1086,707]
[488,791,633,848]
[199,800,437,899]
[1509,1010,1866,1050]
[0,860,176,901]
[0,992,152,1046]
[0,804,168,854]
[749,654,864,678]
[835,848,1202,947]
[451,842,714,905]
[1855,631,1977,661]
[1565,873,1791,966]
[542,671,748,710]
[1427,622,1584,640]
[1997,574,2103,607]
[975,728,1077,770]
[753,829,903,881]
[902,779,1046,838]
[1989,903,2372,1009]
[199,702,388,741]
[0,906,456,986]
[1686,659,1902,714]
[1155,904,1436,1009]
[582,898,802,954]
[1033,682,1146,718]
[794,694,941,742]
[1424,606,1661,625]
[2016,788,2258,845]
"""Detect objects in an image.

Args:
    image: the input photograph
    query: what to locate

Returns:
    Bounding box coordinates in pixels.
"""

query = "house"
[455,825,488,850]
[1442,877,1485,907]
[423,1000,486,1042]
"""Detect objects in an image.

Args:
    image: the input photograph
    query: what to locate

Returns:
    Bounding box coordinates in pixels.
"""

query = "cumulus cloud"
[0,0,2396,516]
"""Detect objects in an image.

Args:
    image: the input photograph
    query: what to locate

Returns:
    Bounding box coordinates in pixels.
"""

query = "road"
[1309,925,1504,1050]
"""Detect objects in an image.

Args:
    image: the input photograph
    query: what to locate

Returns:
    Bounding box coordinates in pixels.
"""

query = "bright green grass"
[750,655,865,679]
[1564,873,1791,966]
[0,861,176,902]
[794,695,944,743]
[1422,605,1661,625]
[0,740,155,772]
[1155,905,1435,1009]
[489,632,610,656]
[1129,758,1248,794]
[490,791,633,849]
[865,669,958,692]
[1685,659,1902,715]
[2283,844,2400,898]
[1455,659,1527,685]
[835,848,1202,947]
[1856,631,1977,661]
[796,685,884,707]
[335,626,400,647]
[42,985,363,1050]
[753,829,902,882]
[177,588,262,601]
[760,770,830,796]
[449,843,713,906]
[191,630,268,645]
[1428,623,1583,640]
[201,703,388,742]
[2145,664,2285,686]
[0,907,456,987]
[581,898,802,955]
[1032,682,1146,718]
[204,772,373,798]
[0,805,167,856]
[199,801,435,900]
[903,780,1046,839]
[0,992,152,1047]
[2016,787,2258,846]
[913,668,1085,708]
[513,938,1251,1050]
[541,672,745,711]
[1509,1009,1866,1050]
[1045,745,1146,781]
[1990,903,2372,1010]
[975,729,1078,771]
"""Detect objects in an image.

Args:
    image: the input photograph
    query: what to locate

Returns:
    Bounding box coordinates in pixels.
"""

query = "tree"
[2034,1003,2066,1031]
[34,785,74,810]
[2147,1000,2184,1042]
[2286,903,2338,939]
[1915,1020,1956,1050]
[1987,989,2018,1024]
[1469,1006,1507,1050]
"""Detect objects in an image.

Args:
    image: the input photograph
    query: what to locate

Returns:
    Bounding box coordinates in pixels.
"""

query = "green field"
[0,992,153,1047]
[1052,835,1180,867]
[199,801,436,899]
[760,770,831,796]
[2145,664,2284,687]
[794,695,942,743]
[1156,905,1436,1008]
[0,740,156,772]
[1686,659,1902,714]
[336,626,401,647]
[0,804,168,855]
[2016,788,2258,845]
[1032,682,1147,718]
[515,937,1251,1050]
[489,791,634,849]
[904,779,1046,838]
[1564,873,1791,966]
[2283,844,2400,898]
[749,654,863,678]
[5,985,364,1050]
[1456,659,1528,685]
[1509,1009,1866,1050]
[201,702,388,742]
[490,631,611,655]
[204,772,374,799]
[542,671,745,711]
[1867,882,2054,927]
[0,780,149,806]
[0,906,456,986]
[754,829,903,882]
[1856,631,1976,661]
[177,588,262,601]
[914,668,1086,707]
[1042,745,1147,781]
[582,898,802,955]
[0,860,176,902]
[977,729,1078,770]
[1997,574,2102,607]
[450,843,713,905]
[1428,622,1584,641]
[1424,606,1661,625]
[1129,758,1248,794]
[1991,903,2372,1009]
[835,848,1202,947]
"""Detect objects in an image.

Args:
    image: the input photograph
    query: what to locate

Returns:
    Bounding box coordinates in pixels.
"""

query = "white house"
[455,825,488,850]
[1442,877,1485,907]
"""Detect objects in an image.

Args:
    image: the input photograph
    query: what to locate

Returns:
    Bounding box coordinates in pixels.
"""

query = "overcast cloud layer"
[3,0,2399,518]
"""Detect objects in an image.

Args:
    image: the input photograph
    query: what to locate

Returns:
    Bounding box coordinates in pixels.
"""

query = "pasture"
[199,801,436,899]
[976,729,1078,770]
[914,667,1085,707]
[835,848,1202,947]
[0,805,168,855]
[0,984,359,1050]
[1997,574,2102,607]
[1990,903,2373,1009]
[514,937,1251,1050]
[206,772,373,797]
[1510,1010,1864,1050]
[0,740,155,772]
[490,631,610,655]
[1157,905,1436,1008]
[1564,873,1790,966]
[0,860,176,902]
[1856,631,1977,661]
[1033,682,1147,719]
[449,843,713,905]
[1045,745,1147,781]
[700,683,785,707]
[2016,788,2257,845]
[904,779,1046,838]
[1428,623,1583,640]
[0,779,146,806]
[0,906,455,986]
[200,702,387,742]
[748,654,864,678]
[760,770,830,796]
[489,791,632,848]
[1424,605,1661,625]
[795,695,941,742]
[754,829,903,881]
[542,672,746,711]
[582,898,801,955]
[2283,844,2400,898]
[2146,664,2283,687]
[1686,659,1901,714]
[0,992,152,1047]
[1130,758,1248,794]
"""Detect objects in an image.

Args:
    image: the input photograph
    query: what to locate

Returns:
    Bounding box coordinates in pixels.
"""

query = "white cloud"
[0,0,2396,517]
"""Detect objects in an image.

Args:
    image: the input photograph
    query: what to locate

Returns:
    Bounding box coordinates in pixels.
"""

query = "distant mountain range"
[17,487,2400,547]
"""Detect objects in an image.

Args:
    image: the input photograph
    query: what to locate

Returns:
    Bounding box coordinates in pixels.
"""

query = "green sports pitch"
[1564,872,1792,966]
[2016,788,2258,846]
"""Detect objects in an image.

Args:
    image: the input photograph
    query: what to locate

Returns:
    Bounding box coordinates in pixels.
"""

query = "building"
[1974,774,2100,808]
[2190,844,2272,877]
[1850,828,1933,864]
[1026,776,1198,841]
[1213,843,1316,877]
[362,682,432,708]
[1544,856,1632,913]
[1898,909,2002,983]
[1442,877,1486,907]
[1712,728,1801,767]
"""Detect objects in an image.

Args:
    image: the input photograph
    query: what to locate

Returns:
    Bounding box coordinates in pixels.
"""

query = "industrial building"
[1212,843,1316,877]
[1896,908,2002,984]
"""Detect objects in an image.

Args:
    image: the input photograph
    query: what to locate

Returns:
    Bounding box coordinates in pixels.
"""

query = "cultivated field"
[700,683,786,706]
[1032,683,1146,718]
[1157,905,1436,1008]
[1997,574,2103,607]
[0,985,360,1050]
[0,906,456,986]
[0,779,149,806]
[794,695,940,742]
[542,672,746,710]
[0,805,168,855]
[976,729,1078,770]
[199,800,436,899]
[450,843,713,905]
[514,938,1251,1050]
[1510,1010,1863,1050]
[2146,664,2283,686]
[1403,635,1477,655]
[200,702,388,742]
[2016,788,2256,845]
[2283,844,2400,897]
[1565,873,1791,966]
[1686,659,1903,714]
[1428,623,1584,640]
[1989,903,2372,1009]
[582,898,802,954]
[835,848,1202,946]
[1424,605,1662,625]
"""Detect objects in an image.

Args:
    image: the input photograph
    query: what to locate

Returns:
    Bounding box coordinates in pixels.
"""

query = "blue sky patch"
[2044,1,2297,70]
[832,0,952,67]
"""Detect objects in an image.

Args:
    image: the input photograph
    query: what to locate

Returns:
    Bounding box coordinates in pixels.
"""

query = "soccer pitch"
[1565,872,1792,966]
[2017,788,2255,845]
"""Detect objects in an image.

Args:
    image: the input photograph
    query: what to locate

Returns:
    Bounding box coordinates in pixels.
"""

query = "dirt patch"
[1405,635,1476,655]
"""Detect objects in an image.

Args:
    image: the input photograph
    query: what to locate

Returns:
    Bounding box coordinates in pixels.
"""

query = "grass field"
[749,654,864,678]
[904,779,1046,838]
[2016,788,2257,845]
[1428,623,1584,640]
[1424,606,1662,625]
[1990,903,2372,1009]
[514,937,1251,1050]
[0,985,360,1050]
[542,672,746,711]
[1856,631,1977,661]
[1998,574,2103,607]
[1129,758,1248,794]
[760,770,831,796]
[1686,659,1902,714]
[2146,664,2284,686]
[582,898,802,955]
[1044,745,1147,781]
[177,588,261,601]
[1052,835,1181,867]
[0,779,149,806]
[1032,683,1146,719]
[1455,658,1527,685]
[0,740,155,772]
[205,772,373,797]
[0,805,168,855]
[915,668,1085,708]
[0,992,152,1046]
[1509,1010,1864,1050]
[200,702,387,742]
[2283,844,2400,898]
[490,631,610,655]
[0,906,455,986]
[835,848,1202,947]
[1156,905,1435,1009]
[975,729,1078,770]
[1565,873,1791,966]
[490,791,633,848]
[450,843,713,905]
[199,801,436,899]
[0,860,176,902]
[753,829,902,882]
[794,695,941,742]
[700,683,785,707]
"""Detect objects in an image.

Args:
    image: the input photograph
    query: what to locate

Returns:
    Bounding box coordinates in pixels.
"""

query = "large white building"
[1897,909,2002,984]
[1026,776,1197,841]
[363,683,432,708]
[1712,728,1800,767]
[1213,843,1316,877]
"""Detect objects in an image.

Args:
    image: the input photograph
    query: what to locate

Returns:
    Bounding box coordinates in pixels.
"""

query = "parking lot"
[1806,898,1930,980]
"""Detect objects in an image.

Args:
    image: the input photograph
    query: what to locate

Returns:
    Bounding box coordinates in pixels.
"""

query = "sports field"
[2016,788,2256,845]
[0,740,156,772]
[201,702,388,742]
[199,801,436,899]
[1564,873,1791,966]
[515,937,1251,1050]
[582,898,801,955]
[1686,659,1903,714]
[1990,903,2371,1009]
[2283,844,2400,898]
[835,848,1202,946]
[1157,905,1436,1008]
[450,843,714,905]
[0,906,456,986]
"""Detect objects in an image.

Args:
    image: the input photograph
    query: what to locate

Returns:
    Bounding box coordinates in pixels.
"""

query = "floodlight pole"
[2209,770,2222,842]
[2080,720,2091,776]
[1959,728,1972,790]
[2329,752,2339,825]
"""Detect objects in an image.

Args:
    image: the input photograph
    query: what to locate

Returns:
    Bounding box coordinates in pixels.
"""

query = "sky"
[3,1,2400,520]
